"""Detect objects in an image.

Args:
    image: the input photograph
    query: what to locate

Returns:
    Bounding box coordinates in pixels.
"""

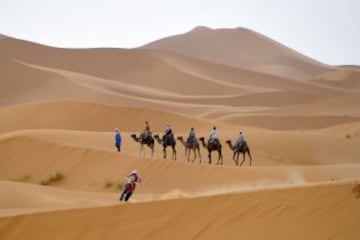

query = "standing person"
[209,126,219,143]
[115,128,122,152]
[120,170,142,202]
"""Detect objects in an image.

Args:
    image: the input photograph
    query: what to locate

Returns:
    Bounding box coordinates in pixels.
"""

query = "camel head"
[130,134,139,142]
[153,134,162,144]
[176,136,186,147]
[225,140,235,150]
[198,137,207,148]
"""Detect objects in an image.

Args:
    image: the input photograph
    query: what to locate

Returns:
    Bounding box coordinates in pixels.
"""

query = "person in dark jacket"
[115,128,122,152]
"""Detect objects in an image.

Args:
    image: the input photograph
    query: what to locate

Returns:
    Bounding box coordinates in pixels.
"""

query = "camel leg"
[173,146,177,160]
[233,154,239,166]
[163,147,167,159]
[139,144,144,156]
[208,151,212,164]
[170,146,175,160]
[239,153,246,166]
[198,149,201,163]
[217,151,223,165]
[151,145,154,157]
[248,150,252,166]
[192,149,196,162]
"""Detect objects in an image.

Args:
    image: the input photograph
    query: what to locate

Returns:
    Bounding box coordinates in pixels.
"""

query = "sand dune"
[1,127,360,195]
[0,101,359,171]
[2,35,357,125]
[0,101,211,134]
[312,69,360,90]
[1,29,360,239]
[141,26,333,80]
[266,94,360,117]
[0,180,359,240]
[0,181,116,217]
[221,115,360,130]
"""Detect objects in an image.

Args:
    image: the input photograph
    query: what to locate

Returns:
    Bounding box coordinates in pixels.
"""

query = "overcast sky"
[1,0,359,65]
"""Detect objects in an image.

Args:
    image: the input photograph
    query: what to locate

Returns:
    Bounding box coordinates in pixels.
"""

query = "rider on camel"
[162,123,173,142]
[143,120,152,141]
[209,126,219,144]
[187,127,196,146]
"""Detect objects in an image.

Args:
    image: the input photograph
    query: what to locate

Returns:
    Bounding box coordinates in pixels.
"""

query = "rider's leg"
[120,191,125,201]
[125,192,133,201]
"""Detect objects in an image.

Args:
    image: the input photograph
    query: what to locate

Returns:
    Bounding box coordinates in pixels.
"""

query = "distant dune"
[1,34,357,125]
[1,27,360,239]
[141,26,334,80]
[0,101,211,133]
[312,69,360,89]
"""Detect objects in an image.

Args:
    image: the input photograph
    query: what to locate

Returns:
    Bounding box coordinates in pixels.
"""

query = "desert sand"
[1,26,360,239]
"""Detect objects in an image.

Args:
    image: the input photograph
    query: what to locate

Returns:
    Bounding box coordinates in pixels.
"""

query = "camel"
[177,136,201,163]
[198,137,223,165]
[225,140,252,166]
[130,133,155,157]
[154,134,177,160]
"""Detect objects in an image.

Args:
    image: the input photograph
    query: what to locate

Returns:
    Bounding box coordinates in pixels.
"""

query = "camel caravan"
[129,122,252,167]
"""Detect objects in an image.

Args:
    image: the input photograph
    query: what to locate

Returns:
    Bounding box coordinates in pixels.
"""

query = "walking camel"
[154,134,177,160]
[225,140,252,166]
[177,136,201,163]
[198,137,223,165]
[130,133,155,157]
